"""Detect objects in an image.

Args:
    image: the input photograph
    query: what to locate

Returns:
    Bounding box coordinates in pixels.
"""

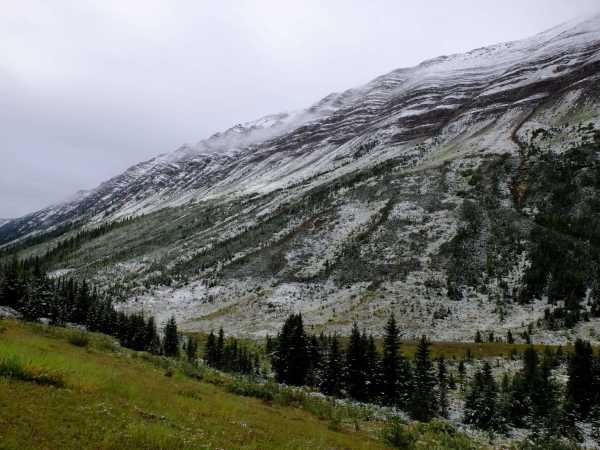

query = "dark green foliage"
[566,339,596,419]
[410,336,437,422]
[186,336,198,362]
[162,316,179,357]
[437,356,449,418]
[345,323,368,402]
[507,347,560,432]
[464,362,504,432]
[521,141,600,327]
[381,418,416,449]
[381,314,411,408]
[0,256,163,355]
[203,329,260,375]
[272,314,310,386]
[204,331,217,366]
[321,335,343,397]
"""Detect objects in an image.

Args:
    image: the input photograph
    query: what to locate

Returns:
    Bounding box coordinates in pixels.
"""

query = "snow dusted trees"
[464,362,504,431]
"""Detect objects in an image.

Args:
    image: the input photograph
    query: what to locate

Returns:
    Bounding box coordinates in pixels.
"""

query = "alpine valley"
[3,14,600,344]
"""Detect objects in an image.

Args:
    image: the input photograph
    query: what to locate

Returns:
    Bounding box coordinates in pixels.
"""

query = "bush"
[227,378,275,401]
[68,332,90,347]
[382,418,416,449]
[0,355,65,387]
[514,437,581,450]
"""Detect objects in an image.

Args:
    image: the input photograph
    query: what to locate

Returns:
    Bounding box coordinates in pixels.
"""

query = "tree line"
[268,313,600,439]
[0,256,183,357]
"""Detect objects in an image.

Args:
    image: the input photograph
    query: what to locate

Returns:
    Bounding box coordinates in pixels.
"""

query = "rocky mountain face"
[2,14,600,342]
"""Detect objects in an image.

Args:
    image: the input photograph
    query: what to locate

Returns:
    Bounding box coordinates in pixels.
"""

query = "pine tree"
[205,331,217,366]
[458,360,466,384]
[464,362,503,431]
[272,314,309,386]
[381,314,410,407]
[321,335,343,397]
[507,330,514,344]
[410,336,438,422]
[566,339,595,419]
[163,316,179,357]
[345,322,367,401]
[306,334,323,387]
[186,336,198,362]
[474,330,482,343]
[365,334,380,402]
[437,356,449,418]
[216,328,225,369]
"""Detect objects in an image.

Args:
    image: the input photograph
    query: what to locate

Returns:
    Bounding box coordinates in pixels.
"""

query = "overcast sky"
[1,0,599,218]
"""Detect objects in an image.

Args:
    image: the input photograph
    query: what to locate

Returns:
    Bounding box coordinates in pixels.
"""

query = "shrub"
[68,332,90,347]
[382,418,416,449]
[0,355,65,387]
[227,378,275,401]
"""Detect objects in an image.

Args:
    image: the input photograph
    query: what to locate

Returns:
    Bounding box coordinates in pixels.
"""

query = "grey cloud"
[1,0,599,217]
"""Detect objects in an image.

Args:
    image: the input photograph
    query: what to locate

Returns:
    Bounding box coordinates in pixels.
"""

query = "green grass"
[0,320,391,450]
[0,319,498,449]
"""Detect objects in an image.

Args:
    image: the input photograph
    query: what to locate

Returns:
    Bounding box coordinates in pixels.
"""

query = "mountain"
[2,14,600,341]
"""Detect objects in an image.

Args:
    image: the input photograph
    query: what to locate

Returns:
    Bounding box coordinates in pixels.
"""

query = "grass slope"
[0,320,388,450]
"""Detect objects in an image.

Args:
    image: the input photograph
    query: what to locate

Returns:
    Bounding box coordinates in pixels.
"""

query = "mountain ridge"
[2,15,600,341]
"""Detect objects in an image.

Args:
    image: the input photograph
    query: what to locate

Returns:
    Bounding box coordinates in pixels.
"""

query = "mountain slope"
[3,14,600,341]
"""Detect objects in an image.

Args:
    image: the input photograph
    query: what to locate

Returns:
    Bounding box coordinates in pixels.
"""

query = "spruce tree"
[205,331,217,366]
[321,334,343,397]
[163,316,179,357]
[216,328,225,369]
[345,322,367,401]
[437,356,449,418]
[365,334,380,402]
[410,335,438,422]
[464,362,504,431]
[272,314,309,386]
[566,339,595,419]
[507,330,514,344]
[186,336,198,362]
[381,314,410,407]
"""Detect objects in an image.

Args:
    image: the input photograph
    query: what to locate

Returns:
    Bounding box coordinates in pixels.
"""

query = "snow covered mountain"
[3,14,600,341]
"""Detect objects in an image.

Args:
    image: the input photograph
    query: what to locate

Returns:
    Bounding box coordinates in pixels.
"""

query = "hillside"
[0,320,393,449]
[0,319,515,450]
[1,15,600,341]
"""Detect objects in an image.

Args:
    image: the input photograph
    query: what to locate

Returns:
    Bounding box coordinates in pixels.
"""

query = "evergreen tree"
[507,330,514,344]
[272,314,309,386]
[381,314,410,407]
[186,336,198,362]
[306,334,323,387]
[464,362,504,431]
[205,331,217,366]
[216,328,225,369]
[365,334,380,402]
[345,322,368,401]
[321,334,343,397]
[163,316,179,357]
[144,316,161,354]
[474,330,482,343]
[410,335,438,422]
[437,356,449,418]
[458,360,466,384]
[566,339,595,419]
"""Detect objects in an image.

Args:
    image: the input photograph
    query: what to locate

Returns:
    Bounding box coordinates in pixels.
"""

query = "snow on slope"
[2,13,600,244]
